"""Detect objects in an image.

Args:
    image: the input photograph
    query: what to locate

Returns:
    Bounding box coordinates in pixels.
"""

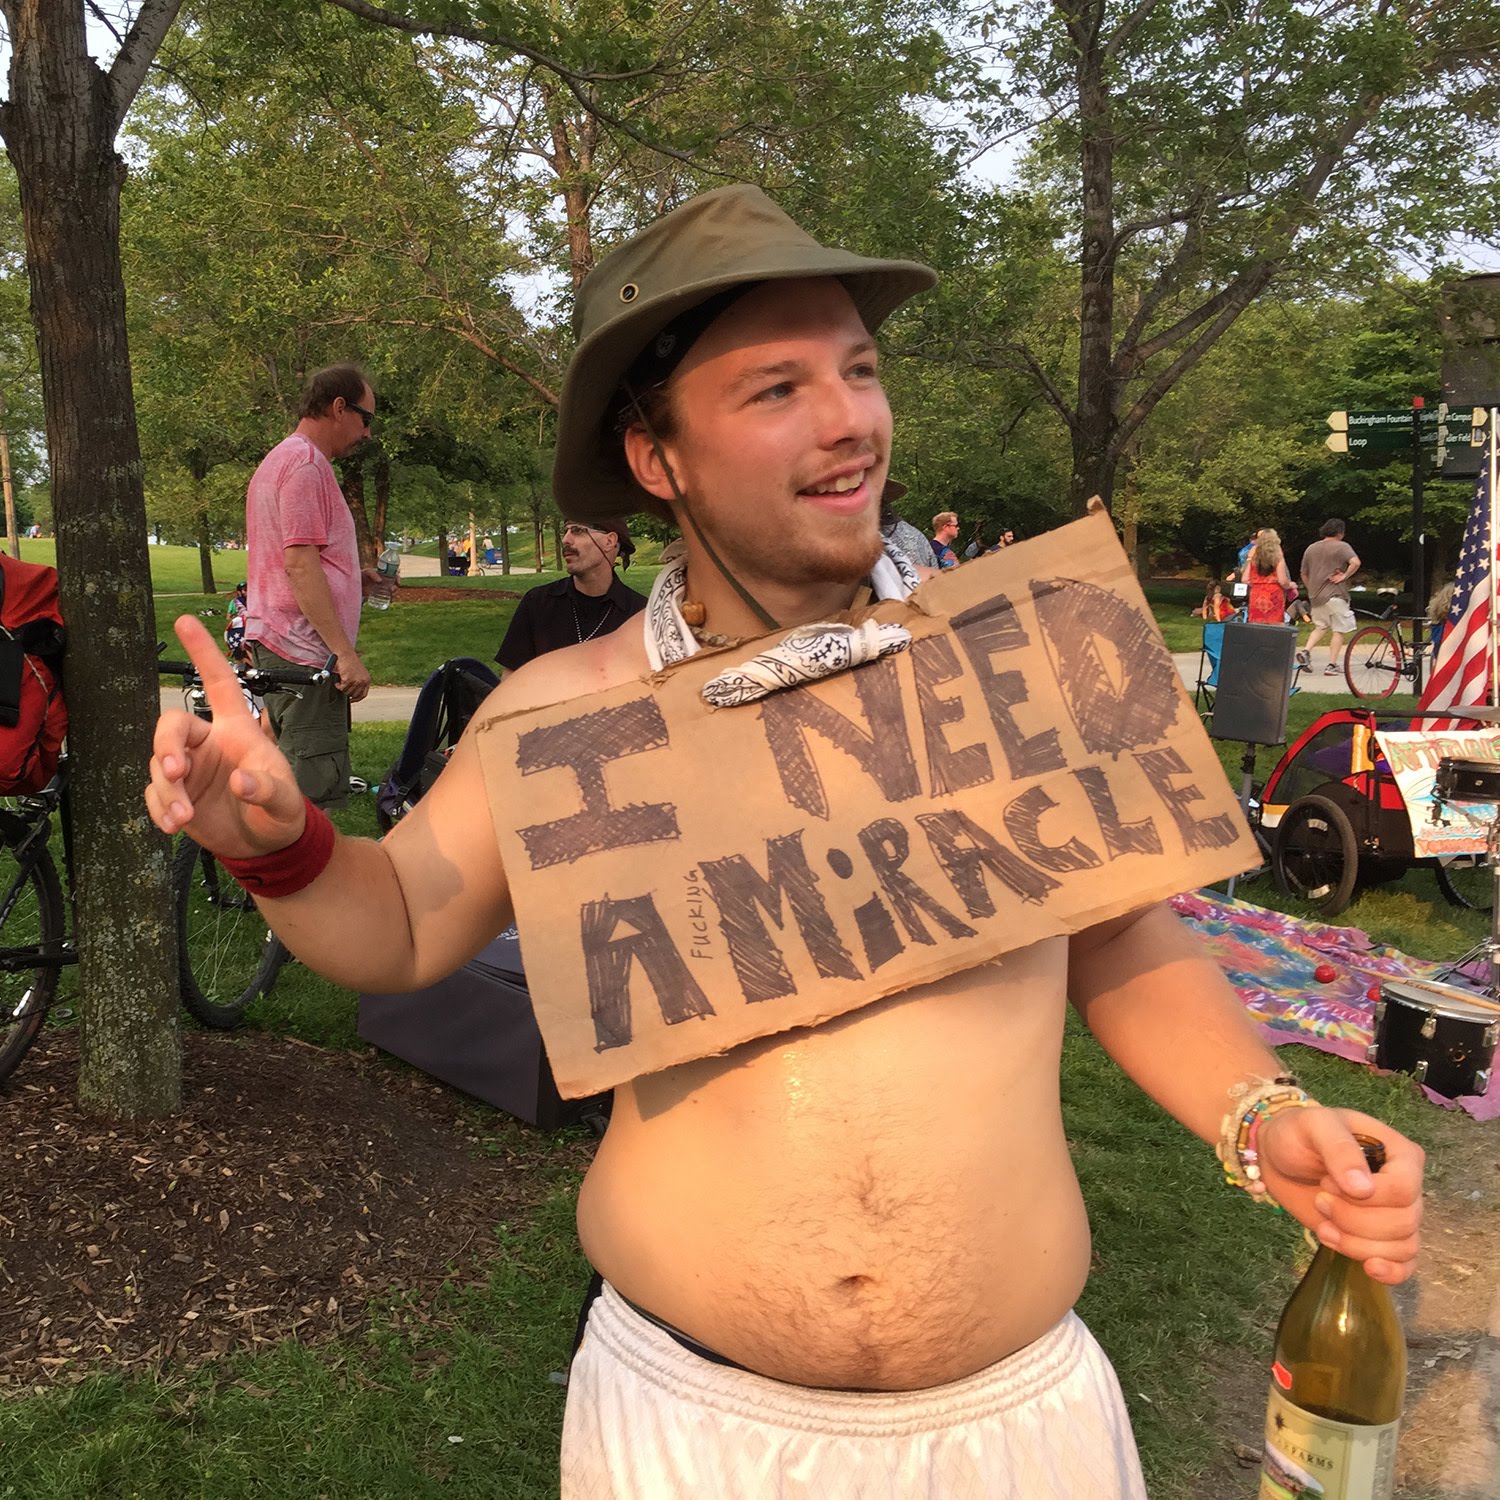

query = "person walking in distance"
[495,515,646,672]
[1299,518,1361,675]
[148,188,1423,1499]
[242,363,393,808]
[1241,529,1293,624]
[930,510,960,568]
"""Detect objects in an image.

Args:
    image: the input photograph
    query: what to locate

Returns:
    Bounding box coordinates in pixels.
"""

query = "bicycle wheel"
[1343,626,1403,699]
[1272,794,1359,915]
[174,837,287,1028]
[0,811,65,1082]
[1435,854,1496,912]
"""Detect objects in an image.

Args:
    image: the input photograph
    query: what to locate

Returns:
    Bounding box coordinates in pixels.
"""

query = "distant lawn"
[155,566,662,686]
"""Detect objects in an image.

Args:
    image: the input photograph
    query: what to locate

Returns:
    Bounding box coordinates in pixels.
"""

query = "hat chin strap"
[626,384,781,633]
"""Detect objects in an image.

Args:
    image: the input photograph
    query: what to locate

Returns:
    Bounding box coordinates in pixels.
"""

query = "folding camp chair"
[1194,621,1225,719]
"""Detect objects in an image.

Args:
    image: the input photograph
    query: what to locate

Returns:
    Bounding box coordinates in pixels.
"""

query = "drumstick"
[1388,978,1500,1013]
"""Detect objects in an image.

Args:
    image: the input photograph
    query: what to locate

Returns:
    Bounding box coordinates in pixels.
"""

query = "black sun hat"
[552,185,937,526]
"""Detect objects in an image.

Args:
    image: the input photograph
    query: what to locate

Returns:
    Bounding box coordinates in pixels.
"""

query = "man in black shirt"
[494,515,648,672]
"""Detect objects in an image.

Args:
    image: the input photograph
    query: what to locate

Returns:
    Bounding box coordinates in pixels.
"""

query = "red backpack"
[0,554,67,794]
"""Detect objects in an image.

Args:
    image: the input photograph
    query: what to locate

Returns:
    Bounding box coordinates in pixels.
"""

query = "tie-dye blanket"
[1170,890,1499,1122]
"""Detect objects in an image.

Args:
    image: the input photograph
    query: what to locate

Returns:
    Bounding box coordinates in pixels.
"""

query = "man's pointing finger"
[173,615,252,723]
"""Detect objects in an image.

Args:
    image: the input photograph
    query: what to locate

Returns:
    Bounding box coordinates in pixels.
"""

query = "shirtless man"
[147,187,1424,1498]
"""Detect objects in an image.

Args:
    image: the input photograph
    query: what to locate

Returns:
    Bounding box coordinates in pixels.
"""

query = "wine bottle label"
[1259,1386,1399,1499]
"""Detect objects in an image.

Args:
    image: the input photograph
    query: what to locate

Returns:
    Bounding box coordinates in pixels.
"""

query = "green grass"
[13,619,1482,1495]
[155,568,662,686]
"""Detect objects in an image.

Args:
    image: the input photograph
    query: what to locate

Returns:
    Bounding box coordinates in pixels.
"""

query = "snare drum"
[1434,757,1500,804]
[1367,979,1500,1097]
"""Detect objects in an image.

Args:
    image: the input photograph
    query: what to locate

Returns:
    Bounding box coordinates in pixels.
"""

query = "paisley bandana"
[643,541,922,705]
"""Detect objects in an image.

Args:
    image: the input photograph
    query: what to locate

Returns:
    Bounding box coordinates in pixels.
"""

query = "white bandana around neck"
[644,541,922,707]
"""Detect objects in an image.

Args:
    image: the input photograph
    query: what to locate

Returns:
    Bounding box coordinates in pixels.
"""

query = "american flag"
[1418,466,1495,730]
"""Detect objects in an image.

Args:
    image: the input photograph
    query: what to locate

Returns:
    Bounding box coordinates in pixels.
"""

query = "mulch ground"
[0,1030,590,1392]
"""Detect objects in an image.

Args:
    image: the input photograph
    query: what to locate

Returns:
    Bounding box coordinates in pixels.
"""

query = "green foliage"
[0,160,45,495]
[957,0,1500,510]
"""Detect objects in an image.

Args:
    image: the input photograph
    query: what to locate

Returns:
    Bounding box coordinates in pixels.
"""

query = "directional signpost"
[1325,404,1486,456]
[1322,402,1490,631]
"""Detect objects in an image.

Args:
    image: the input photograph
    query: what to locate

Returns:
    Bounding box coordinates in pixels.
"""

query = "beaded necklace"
[569,588,613,644]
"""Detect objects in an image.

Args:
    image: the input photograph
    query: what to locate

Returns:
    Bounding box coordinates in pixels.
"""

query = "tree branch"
[1116,83,1386,379]
[107,0,185,130]
[84,0,124,48]
[1103,0,1164,64]
[318,0,659,84]
[1112,262,1275,457]
[312,312,560,406]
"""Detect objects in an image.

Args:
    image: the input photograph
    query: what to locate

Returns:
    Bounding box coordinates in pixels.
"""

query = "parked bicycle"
[1342,607,1432,699]
[158,650,336,1028]
[0,650,337,1085]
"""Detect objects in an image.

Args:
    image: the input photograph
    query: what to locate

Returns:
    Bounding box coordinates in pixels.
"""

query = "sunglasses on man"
[346,401,374,429]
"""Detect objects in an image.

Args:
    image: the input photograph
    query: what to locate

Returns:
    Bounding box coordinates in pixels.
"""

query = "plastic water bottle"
[369,541,400,610]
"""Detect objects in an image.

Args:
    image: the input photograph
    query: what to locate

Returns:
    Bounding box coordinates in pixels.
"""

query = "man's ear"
[622,424,679,505]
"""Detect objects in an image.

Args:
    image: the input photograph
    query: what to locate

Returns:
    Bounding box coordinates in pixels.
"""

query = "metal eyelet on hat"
[619,283,639,303]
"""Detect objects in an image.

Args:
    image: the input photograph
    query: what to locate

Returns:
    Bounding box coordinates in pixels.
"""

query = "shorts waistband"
[583,1280,1090,1439]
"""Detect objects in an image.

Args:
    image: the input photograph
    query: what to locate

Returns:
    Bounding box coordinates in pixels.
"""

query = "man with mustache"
[147,187,1424,1499]
[494,515,646,673]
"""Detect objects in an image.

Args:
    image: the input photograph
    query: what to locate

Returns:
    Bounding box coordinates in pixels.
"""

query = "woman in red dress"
[1241,529,1292,624]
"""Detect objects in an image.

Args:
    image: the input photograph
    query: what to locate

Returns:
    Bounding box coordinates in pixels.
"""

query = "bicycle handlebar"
[156,648,337,691]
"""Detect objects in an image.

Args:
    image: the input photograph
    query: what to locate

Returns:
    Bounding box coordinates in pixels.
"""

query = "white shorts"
[1310,596,1356,633]
[561,1280,1147,1499]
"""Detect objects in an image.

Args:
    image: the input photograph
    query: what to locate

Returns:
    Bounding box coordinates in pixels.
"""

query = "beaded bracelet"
[217,798,336,899]
[1216,1075,1314,1207]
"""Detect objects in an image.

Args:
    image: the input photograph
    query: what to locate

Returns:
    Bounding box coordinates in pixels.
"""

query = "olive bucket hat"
[552,185,937,525]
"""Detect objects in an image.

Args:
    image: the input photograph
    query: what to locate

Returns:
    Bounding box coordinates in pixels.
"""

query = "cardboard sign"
[476,512,1258,1096]
[1374,726,1500,857]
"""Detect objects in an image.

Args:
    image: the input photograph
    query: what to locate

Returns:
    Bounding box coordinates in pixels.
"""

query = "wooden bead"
[681,599,707,627]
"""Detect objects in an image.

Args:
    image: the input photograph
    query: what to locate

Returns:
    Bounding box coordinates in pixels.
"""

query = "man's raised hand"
[145,616,308,858]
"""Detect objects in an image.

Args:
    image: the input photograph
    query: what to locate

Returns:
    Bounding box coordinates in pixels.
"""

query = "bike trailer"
[0,554,67,794]
[357,926,609,1131]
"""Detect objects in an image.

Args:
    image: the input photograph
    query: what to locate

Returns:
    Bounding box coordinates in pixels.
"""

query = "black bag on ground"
[358,926,610,1131]
[375,656,497,830]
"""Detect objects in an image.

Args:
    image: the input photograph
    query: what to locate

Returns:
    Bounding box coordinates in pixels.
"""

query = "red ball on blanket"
[1367,984,1381,1003]
[1313,963,1337,984]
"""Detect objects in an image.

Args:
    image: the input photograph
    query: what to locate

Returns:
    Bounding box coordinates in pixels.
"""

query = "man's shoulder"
[252,434,328,487]
[523,576,573,604]
[480,617,649,722]
[607,576,650,612]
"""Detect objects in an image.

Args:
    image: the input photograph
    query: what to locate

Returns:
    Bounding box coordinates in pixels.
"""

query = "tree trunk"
[340,450,374,567]
[373,446,389,550]
[435,525,449,574]
[1,3,180,1116]
[189,454,216,593]
[539,80,596,290]
[194,507,216,593]
[1069,0,1120,517]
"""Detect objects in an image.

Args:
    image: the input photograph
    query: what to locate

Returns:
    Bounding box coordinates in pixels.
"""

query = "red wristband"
[218,798,336,899]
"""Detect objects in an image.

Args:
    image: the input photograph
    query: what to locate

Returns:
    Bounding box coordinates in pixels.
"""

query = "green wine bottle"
[1259,1136,1406,1499]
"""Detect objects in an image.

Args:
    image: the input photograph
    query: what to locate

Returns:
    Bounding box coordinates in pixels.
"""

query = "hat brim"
[554,254,936,527]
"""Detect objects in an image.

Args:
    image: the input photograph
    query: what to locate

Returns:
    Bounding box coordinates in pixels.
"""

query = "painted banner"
[475,511,1259,1096]
[1373,726,1500,857]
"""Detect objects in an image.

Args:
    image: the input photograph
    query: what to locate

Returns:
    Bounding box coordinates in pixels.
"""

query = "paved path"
[1172,650,1357,697]
[160,650,1358,728]
[158,682,424,723]
[399,554,537,579]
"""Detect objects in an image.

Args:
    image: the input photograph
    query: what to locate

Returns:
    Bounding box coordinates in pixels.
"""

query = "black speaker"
[358,929,608,1130]
[1209,623,1298,746]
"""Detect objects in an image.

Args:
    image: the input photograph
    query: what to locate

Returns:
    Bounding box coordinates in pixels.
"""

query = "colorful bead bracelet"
[1216,1075,1313,1208]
